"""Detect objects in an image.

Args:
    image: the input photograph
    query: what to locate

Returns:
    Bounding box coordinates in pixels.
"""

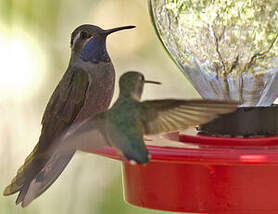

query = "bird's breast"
[75,62,115,122]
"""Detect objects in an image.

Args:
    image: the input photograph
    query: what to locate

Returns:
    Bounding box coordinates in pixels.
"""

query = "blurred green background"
[0,0,199,213]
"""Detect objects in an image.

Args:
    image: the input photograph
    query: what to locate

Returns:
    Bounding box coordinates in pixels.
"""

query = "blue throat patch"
[80,37,107,63]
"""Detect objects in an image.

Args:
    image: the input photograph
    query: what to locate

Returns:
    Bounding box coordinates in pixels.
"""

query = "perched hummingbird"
[49,71,238,167]
[3,24,135,207]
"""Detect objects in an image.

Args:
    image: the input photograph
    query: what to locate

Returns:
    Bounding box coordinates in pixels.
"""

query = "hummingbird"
[3,24,135,207]
[46,71,238,169]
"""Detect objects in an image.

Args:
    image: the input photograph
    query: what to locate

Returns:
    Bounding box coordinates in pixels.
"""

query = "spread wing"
[140,99,238,135]
[51,114,108,154]
[4,66,90,206]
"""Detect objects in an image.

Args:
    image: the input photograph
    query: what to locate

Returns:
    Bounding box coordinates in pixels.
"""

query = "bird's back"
[106,97,149,164]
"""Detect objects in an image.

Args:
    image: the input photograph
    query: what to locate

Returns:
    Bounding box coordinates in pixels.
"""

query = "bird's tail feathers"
[3,148,74,207]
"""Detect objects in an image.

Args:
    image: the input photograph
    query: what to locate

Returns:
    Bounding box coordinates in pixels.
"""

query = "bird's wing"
[21,115,108,207]
[4,66,90,205]
[51,114,108,153]
[140,99,238,135]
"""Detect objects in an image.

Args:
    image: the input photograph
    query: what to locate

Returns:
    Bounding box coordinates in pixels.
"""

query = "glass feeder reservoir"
[149,0,278,106]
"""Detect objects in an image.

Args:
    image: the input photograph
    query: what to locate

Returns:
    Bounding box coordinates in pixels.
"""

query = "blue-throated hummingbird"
[4,24,135,207]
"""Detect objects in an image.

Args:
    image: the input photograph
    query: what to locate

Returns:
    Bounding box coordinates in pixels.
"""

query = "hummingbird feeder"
[88,0,278,213]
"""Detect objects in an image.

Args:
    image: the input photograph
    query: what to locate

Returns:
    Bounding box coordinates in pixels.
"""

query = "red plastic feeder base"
[87,129,278,214]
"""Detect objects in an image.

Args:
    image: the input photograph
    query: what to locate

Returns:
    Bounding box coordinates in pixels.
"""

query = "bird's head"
[70,24,135,63]
[119,71,161,101]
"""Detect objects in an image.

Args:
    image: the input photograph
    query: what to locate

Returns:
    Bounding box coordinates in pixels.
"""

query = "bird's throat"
[80,38,110,63]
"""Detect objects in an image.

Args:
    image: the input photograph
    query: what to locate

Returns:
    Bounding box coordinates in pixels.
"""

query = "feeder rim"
[83,130,278,166]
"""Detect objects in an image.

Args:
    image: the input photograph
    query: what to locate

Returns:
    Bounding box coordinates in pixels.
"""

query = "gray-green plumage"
[4,24,135,207]
[51,71,238,167]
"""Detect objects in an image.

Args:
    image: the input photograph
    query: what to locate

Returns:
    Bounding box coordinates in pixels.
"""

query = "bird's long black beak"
[102,25,136,36]
[144,80,162,85]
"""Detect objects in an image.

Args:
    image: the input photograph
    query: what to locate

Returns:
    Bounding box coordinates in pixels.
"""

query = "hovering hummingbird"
[3,24,135,207]
[48,71,238,168]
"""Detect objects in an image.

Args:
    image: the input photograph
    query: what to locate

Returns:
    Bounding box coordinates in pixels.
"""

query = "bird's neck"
[119,93,141,102]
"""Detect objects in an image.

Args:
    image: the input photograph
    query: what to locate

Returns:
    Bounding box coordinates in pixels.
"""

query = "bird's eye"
[80,31,90,39]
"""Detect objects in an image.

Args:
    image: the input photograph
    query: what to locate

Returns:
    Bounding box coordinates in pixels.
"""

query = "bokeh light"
[0,25,46,99]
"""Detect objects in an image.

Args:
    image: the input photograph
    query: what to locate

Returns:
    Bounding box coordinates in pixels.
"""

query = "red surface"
[85,131,278,214]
